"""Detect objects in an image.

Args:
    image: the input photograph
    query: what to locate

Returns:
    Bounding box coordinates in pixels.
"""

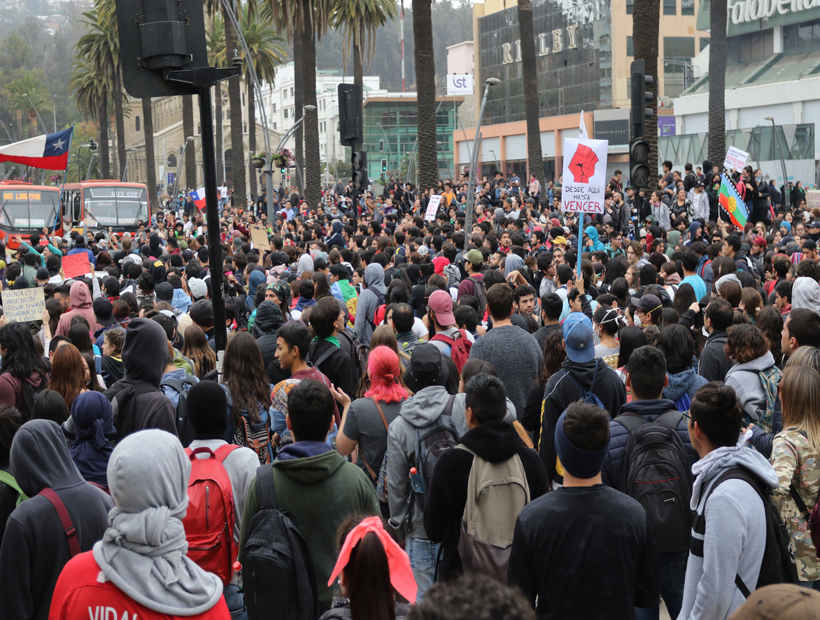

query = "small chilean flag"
[189,188,207,210]
[0,127,73,170]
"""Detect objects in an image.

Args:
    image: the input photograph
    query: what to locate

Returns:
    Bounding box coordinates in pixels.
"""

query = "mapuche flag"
[718,174,749,228]
[0,127,72,170]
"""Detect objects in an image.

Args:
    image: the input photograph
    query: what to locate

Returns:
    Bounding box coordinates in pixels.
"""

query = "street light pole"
[765,116,789,208]
[122,147,138,182]
[270,105,315,213]
[465,77,501,251]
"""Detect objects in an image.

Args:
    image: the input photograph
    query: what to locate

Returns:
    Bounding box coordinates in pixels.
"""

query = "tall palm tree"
[77,0,126,180]
[223,0,247,207]
[329,0,397,89]
[517,0,545,196]
[240,4,285,199]
[707,1,727,167]
[267,0,333,208]
[143,98,158,212]
[182,96,197,188]
[633,0,660,172]
[412,0,438,190]
[207,16,226,186]
[70,58,111,178]
[3,75,50,138]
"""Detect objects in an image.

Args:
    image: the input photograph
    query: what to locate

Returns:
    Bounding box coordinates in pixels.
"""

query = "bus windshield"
[0,189,59,231]
[84,186,148,227]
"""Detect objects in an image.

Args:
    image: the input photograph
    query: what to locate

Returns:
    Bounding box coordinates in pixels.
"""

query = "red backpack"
[183,445,238,585]
[431,329,473,373]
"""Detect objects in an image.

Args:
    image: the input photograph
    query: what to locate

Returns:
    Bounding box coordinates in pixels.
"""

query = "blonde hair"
[785,346,820,374]
[780,365,820,454]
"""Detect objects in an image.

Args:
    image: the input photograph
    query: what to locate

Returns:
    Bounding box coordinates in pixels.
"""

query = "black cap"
[35,267,49,281]
[190,299,214,328]
[155,282,174,302]
[93,297,115,326]
[403,344,449,393]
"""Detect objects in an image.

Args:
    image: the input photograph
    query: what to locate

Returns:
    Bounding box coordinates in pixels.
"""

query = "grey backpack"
[456,445,530,576]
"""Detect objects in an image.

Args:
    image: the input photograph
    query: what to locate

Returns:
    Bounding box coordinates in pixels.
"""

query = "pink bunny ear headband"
[327,516,417,604]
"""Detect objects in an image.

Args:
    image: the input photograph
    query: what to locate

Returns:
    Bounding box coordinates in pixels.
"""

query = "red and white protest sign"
[62,252,91,279]
[561,137,608,214]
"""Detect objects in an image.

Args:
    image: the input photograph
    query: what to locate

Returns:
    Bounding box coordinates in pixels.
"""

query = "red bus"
[61,181,150,234]
[0,181,63,243]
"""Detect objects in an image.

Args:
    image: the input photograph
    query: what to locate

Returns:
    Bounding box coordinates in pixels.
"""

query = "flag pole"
[56,124,74,234]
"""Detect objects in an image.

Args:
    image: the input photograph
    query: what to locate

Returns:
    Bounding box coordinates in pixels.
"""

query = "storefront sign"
[446,75,474,96]
[501,24,581,64]
[728,0,820,25]
[593,120,629,146]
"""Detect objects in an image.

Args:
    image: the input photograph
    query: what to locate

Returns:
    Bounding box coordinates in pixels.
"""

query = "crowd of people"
[1,160,820,620]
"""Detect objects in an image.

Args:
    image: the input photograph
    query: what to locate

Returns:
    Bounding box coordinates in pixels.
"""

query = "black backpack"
[242,466,318,620]
[692,466,799,597]
[467,277,487,318]
[107,380,162,435]
[160,376,198,448]
[616,411,694,553]
[413,395,459,512]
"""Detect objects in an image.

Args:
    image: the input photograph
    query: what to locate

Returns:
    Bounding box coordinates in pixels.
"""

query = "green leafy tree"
[329,0,396,89]
[69,58,110,178]
[3,74,50,138]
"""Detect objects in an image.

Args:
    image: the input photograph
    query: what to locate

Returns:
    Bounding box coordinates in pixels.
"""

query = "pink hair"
[364,346,409,403]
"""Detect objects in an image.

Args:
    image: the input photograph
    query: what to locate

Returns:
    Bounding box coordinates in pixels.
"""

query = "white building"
[260,64,381,167]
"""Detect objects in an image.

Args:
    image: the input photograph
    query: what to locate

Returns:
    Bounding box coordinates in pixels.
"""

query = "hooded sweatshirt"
[354,263,387,346]
[0,420,113,620]
[585,225,605,252]
[106,318,177,442]
[325,220,345,248]
[297,254,314,277]
[238,446,380,611]
[56,280,99,337]
[685,221,703,247]
[70,391,115,487]
[664,368,709,408]
[678,444,776,620]
[387,385,455,541]
[791,277,820,314]
[171,287,192,314]
[504,253,526,279]
[252,300,285,369]
[724,351,778,428]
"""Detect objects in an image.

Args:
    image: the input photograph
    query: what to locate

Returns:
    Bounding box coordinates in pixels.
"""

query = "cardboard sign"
[723,146,749,172]
[425,194,443,221]
[2,287,44,323]
[807,190,820,211]
[561,138,609,214]
[250,224,269,248]
[62,252,91,279]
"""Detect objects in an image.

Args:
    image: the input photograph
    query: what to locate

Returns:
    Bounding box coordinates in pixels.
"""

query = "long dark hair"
[336,514,397,620]
[68,323,94,356]
[0,405,21,467]
[617,326,647,369]
[537,330,568,386]
[221,331,271,423]
[0,322,48,417]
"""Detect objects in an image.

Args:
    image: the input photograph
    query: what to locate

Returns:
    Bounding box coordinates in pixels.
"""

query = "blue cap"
[562,313,595,363]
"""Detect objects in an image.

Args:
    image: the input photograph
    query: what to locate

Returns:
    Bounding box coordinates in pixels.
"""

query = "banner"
[561,138,608,214]
[425,194,442,221]
[446,74,474,96]
[62,252,91,279]
[2,288,44,323]
[723,146,749,172]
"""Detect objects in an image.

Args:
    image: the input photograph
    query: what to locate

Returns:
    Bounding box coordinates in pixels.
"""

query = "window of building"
[627,36,633,57]
[626,0,633,13]
[664,36,695,57]
[242,93,245,106]
[700,37,710,51]
[273,122,277,129]
[272,103,276,113]
[664,0,676,14]
[290,87,294,97]
[167,154,177,167]
[681,0,694,15]
[284,108,288,119]
[135,116,140,132]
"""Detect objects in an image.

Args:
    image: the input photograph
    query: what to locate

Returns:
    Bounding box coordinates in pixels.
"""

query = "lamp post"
[464,77,501,251]
[765,116,789,208]
[268,104,315,219]
[77,139,97,185]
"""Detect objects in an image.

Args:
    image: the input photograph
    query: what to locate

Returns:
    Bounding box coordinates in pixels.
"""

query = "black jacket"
[540,358,627,484]
[253,301,285,370]
[423,420,548,580]
[697,329,733,383]
[308,340,356,399]
[410,276,430,317]
[601,399,698,489]
[0,420,113,620]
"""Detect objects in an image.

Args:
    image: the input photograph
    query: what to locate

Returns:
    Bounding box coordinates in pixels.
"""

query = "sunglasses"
[681,411,693,422]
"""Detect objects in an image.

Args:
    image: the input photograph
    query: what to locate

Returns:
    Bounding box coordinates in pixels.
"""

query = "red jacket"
[49,552,231,620]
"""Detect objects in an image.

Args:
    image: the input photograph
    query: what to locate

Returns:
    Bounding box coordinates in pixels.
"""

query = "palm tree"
[517,0,545,197]
[77,0,126,180]
[3,75,50,138]
[633,0,660,172]
[329,0,397,89]
[412,0,438,190]
[70,58,111,178]
[240,5,285,199]
[707,1,727,167]
[143,98,158,212]
[267,0,333,208]
[223,0,247,208]
[182,96,197,188]
[207,16,226,186]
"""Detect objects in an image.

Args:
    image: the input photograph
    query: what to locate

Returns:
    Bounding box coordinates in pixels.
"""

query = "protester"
[0,322,50,420]
[724,324,781,431]
[48,344,88,410]
[69,391,115,489]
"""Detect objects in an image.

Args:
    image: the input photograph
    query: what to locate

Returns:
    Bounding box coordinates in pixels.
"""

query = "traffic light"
[629,59,654,190]
[379,139,384,152]
[352,150,367,192]
[281,166,287,174]
[338,84,363,148]
[381,159,387,172]
[88,138,97,152]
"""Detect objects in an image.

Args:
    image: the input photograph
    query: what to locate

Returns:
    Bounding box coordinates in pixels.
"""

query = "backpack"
[697,259,711,280]
[0,470,27,508]
[558,362,606,409]
[38,487,80,557]
[788,480,820,560]
[616,411,694,553]
[411,395,459,512]
[467,277,487,317]
[242,466,319,620]
[234,414,272,466]
[338,327,367,380]
[161,376,199,448]
[456,445,530,576]
[182,445,238,585]
[108,380,163,431]
[430,330,473,373]
[755,366,781,434]
[692,466,799,597]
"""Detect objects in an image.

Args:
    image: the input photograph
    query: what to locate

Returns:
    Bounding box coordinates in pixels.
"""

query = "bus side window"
[73,193,81,222]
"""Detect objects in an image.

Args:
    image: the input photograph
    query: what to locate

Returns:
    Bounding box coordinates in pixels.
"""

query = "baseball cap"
[418,246,429,256]
[630,294,662,314]
[465,249,483,265]
[810,221,820,229]
[727,584,820,620]
[188,277,207,301]
[403,344,449,394]
[753,237,768,249]
[428,289,455,326]
[553,236,568,246]
[93,297,115,326]
[155,282,174,302]
[563,314,594,363]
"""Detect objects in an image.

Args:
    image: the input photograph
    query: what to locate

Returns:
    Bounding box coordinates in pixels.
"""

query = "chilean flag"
[189,188,207,210]
[0,127,73,170]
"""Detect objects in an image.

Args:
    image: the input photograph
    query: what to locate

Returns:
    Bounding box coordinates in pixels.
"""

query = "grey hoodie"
[724,351,776,424]
[504,253,525,279]
[792,276,820,314]
[354,263,387,346]
[387,385,454,541]
[714,273,742,292]
[678,446,777,620]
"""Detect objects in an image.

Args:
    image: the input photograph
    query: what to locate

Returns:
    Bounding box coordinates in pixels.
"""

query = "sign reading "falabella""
[728,0,820,25]
[501,24,581,65]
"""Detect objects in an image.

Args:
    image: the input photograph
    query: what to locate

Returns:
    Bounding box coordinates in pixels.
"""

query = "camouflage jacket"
[771,428,820,581]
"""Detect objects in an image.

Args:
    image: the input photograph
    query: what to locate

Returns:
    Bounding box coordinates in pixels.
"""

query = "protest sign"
[250,224,269,248]
[2,287,44,323]
[62,252,91,279]
[561,138,608,214]
[807,190,820,211]
[425,194,443,221]
[723,146,749,172]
